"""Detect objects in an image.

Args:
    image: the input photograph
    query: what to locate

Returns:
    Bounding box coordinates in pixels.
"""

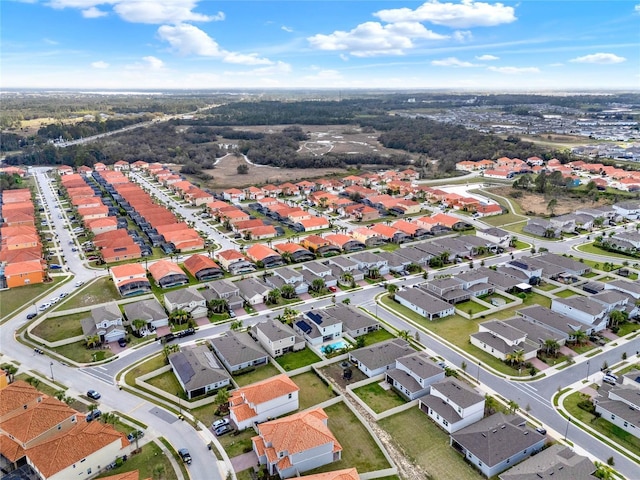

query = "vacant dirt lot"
[490,186,610,216]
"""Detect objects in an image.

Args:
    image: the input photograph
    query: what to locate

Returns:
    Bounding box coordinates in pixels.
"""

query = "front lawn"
[305,401,390,474]
[352,382,406,413]
[576,242,638,260]
[217,426,256,458]
[276,348,321,371]
[617,322,640,337]
[124,354,165,387]
[233,362,281,387]
[31,312,86,342]
[56,277,120,310]
[51,341,115,363]
[480,213,525,227]
[291,371,338,410]
[96,441,176,480]
[379,407,482,480]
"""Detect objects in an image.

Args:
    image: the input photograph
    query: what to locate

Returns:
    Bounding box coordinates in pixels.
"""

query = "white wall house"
[551,296,608,333]
[251,320,305,358]
[419,378,485,433]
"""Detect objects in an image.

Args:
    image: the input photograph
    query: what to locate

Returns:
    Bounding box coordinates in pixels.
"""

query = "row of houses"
[0,187,46,289]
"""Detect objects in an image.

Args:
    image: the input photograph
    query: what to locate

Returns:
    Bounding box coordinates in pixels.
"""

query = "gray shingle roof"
[498,444,595,480]
[553,295,607,317]
[210,331,268,368]
[253,319,300,342]
[123,298,167,322]
[396,288,454,315]
[431,377,484,408]
[350,338,414,371]
[164,286,205,305]
[168,345,230,391]
[396,351,443,379]
[324,304,378,333]
[207,279,239,297]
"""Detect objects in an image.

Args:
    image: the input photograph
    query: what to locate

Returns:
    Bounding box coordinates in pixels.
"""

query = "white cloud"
[635,4,640,13]
[91,60,109,69]
[453,30,472,42]
[308,21,446,57]
[570,52,626,64]
[431,56,478,67]
[281,25,293,33]
[82,6,107,18]
[223,52,273,66]
[43,38,59,45]
[374,0,517,28]
[548,63,564,67]
[142,56,165,69]
[157,23,276,65]
[476,54,499,61]
[488,66,539,74]
[157,23,223,56]
[224,61,292,77]
[46,0,221,25]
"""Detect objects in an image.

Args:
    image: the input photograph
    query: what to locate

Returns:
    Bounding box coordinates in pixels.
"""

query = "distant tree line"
[0,173,26,191]
[37,115,154,141]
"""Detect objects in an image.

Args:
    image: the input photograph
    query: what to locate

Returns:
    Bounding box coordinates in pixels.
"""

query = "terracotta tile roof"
[256,408,341,458]
[324,234,353,247]
[102,244,142,261]
[273,242,306,254]
[230,374,299,411]
[231,403,257,423]
[302,235,329,247]
[218,249,245,261]
[247,225,277,237]
[183,254,220,276]
[86,217,118,229]
[246,243,280,261]
[370,224,399,238]
[110,263,146,279]
[1,396,77,443]
[300,468,360,480]
[253,435,266,456]
[148,260,186,280]
[0,247,43,264]
[4,260,44,276]
[392,220,420,235]
[0,380,43,418]
[299,217,330,229]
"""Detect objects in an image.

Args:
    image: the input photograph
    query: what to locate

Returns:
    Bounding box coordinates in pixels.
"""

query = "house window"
[624,422,628,427]
[611,415,616,420]
[288,393,292,399]
[443,420,448,426]
[478,462,482,467]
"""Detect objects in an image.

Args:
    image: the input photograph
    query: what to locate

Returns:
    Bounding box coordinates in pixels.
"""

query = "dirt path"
[326,377,427,480]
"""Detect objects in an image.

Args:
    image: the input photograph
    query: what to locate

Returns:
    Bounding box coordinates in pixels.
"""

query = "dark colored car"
[118,338,127,347]
[86,409,102,422]
[178,448,192,464]
[27,313,38,320]
[87,390,101,400]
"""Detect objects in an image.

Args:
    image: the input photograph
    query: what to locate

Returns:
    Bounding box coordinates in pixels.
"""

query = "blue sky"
[3,0,639,90]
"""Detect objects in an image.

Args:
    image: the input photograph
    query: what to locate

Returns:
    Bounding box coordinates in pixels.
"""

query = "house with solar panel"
[293,310,343,346]
[168,345,231,399]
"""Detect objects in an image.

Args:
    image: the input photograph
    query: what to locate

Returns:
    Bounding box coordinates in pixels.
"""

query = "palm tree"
[311,278,326,293]
[505,349,525,367]
[266,288,281,305]
[3,364,17,383]
[594,462,615,480]
[387,283,399,299]
[484,394,497,416]
[608,310,628,328]
[282,307,299,325]
[398,330,411,341]
[342,298,351,305]
[230,320,243,331]
[208,298,228,314]
[280,284,296,300]
[132,318,147,332]
[507,400,519,414]
[163,343,179,361]
[85,334,101,349]
[367,267,380,280]
[544,339,560,357]
[215,388,230,414]
[572,329,588,346]
[169,309,191,325]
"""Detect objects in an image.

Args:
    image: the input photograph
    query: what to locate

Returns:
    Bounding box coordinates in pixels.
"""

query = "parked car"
[118,338,127,347]
[535,426,547,435]
[26,312,38,320]
[328,286,337,293]
[603,375,618,385]
[87,389,101,400]
[127,430,145,442]
[38,303,51,311]
[178,448,192,464]
[86,409,102,422]
[75,280,85,287]
[59,292,69,298]
[212,418,229,429]
[215,425,232,437]
[49,264,62,270]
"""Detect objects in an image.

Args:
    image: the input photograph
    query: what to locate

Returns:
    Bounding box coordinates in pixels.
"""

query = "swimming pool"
[321,340,347,354]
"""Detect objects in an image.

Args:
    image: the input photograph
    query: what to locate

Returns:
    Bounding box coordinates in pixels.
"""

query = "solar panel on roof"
[296,320,312,334]
[171,353,195,382]
[307,311,323,325]
[510,261,528,270]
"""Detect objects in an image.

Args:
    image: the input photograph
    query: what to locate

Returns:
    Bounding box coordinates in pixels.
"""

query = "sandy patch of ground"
[489,186,609,216]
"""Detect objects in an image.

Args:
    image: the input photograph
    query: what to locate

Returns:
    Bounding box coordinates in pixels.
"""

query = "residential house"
[348,251,389,276]
[322,303,379,338]
[236,277,271,306]
[3,261,45,289]
[349,338,415,377]
[419,377,485,433]
[183,254,224,281]
[250,319,305,358]
[299,469,360,480]
[605,279,640,299]
[395,288,455,320]
[476,228,511,248]
[377,251,411,273]
[217,249,256,275]
[164,286,208,318]
[498,444,595,480]
[206,279,244,310]
[522,219,559,238]
[450,413,546,478]
[269,266,309,295]
[148,260,189,289]
[229,374,300,431]
[294,310,342,346]
[168,345,231,400]
[80,302,126,344]
[351,227,387,248]
[595,381,640,440]
[370,224,409,244]
[324,234,365,253]
[613,200,640,220]
[551,296,608,333]
[246,244,285,268]
[209,331,269,373]
[274,242,315,263]
[122,297,168,330]
[470,320,539,362]
[110,263,151,297]
[517,305,588,342]
[385,351,445,400]
[252,408,342,478]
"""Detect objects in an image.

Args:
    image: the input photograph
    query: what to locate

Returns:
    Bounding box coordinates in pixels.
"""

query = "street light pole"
[49,362,54,381]
[586,360,590,381]
[564,417,571,441]
[477,362,481,382]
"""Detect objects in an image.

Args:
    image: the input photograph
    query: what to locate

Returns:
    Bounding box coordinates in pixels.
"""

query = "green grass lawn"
[125,354,165,387]
[536,282,559,291]
[617,322,640,337]
[306,401,390,474]
[31,312,86,342]
[0,277,67,321]
[51,340,115,363]
[455,300,489,315]
[564,391,640,457]
[480,214,525,227]
[56,277,120,310]
[217,427,256,458]
[96,441,176,480]
[15,373,61,397]
[379,407,482,480]
[146,370,183,396]
[576,242,639,260]
[486,293,515,304]
[233,362,281,387]
[276,348,321,371]
[352,382,406,413]
[291,371,338,410]
[361,327,396,345]
[553,289,584,298]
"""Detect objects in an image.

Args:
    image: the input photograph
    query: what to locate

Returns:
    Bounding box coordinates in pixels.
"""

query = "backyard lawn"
[233,362,281,387]
[291,370,338,410]
[0,276,68,321]
[96,441,176,480]
[56,277,120,310]
[31,312,86,342]
[554,289,584,298]
[361,327,396,345]
[146,370,183,396]
[379,408,483,480]
[352,382,406,413]
[455,300,489,315]
[305,401,391,475]
[276,348,321,371]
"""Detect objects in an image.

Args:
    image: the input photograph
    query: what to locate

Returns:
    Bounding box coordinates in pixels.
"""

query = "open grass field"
[56,277,120,310]
[233,362,281,387]
[306,401,391,474]
[576,242,640,261]
[96,441,176,480]
[31,312,86,342]
[124,354,165,387]
[292,370,338,410]
[276,348,322,371]
[379,407,482,480]
[0,277,67,321]
[352,382,406,413]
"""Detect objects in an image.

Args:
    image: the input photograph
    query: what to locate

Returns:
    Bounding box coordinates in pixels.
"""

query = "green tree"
[544,339,560,357]
[169,309,191,325]
[387,283,399,299]
[342,298,351,305]
[508,400,519,414]
[546,198,557,216]
[311,278,326,293]
[132,318,147,332]
[280,284,296,300]
[266,288,281,305]
[608,310,628,328]
[505,349,525,367]
[355,336,366,348]
[237,164,249,174]
[397,330,411,341]
[572,329,588,346]
[484,394,498,416]
[208,298,229,314]
[230,320,243,331]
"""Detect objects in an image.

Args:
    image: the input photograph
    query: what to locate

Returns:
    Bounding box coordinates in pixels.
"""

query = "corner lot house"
[251,319,305,358]
[385,351,445,400]
[419,378,484,433]
[595,380,640,440]
[229,374,300,431]
[252,408,342,478]
[210,331,269,373]
[80,302,126,344]
[470,320,538,363]
[168,345,231,399]
[450,413,545,478]
[498,444,595,480]
[395,288,455,320]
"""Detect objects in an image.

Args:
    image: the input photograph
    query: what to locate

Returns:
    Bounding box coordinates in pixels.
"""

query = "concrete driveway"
[230,451,258,473]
